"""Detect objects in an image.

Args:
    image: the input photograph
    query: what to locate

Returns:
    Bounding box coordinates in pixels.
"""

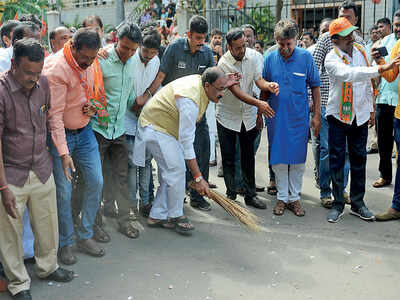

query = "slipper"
[372,178,391,188]
[118,220,140,239]
[273,200,286,215]
[147,218,175,229]
[168,216,194,236]
[287,201,305,217]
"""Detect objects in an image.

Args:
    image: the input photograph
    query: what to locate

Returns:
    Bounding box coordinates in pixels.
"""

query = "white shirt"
[217,48,262,132]
[176,97,198,160]
[325,45,379,126]
[125,51,160,136]
[0,47,13,73]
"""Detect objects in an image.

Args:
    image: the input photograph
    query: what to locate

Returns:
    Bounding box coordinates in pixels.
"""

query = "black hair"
[12,23,39,45]
[302,32,314,40]
[370,25,379,33]
[242,24,256,36]
[19,14,42,29]
[255,40,264,48]
[331,34,340,40]
[321,18,333,24]
[339,0,358,16]
[377,17,391,26]
[49,29,56,41]
[72,28,101,51]
[117,23,142,44]
[201,66,224,86]
[82,15,103,29]
[394,9,400,18]
[0,20,20,46]
[189,15,208,34]
[226,27,244,46]
[211,28,223,37]
[142,27,161,50]
[13,38,44,65]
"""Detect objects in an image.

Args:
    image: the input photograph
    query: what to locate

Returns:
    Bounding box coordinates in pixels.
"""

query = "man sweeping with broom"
[132,67,241,235]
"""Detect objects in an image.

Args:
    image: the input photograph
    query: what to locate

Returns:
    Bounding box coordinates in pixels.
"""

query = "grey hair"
[274,19,298,40]
[201,66,225,86]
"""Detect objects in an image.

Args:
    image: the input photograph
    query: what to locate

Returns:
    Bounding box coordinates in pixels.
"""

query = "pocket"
[291,73,307,96]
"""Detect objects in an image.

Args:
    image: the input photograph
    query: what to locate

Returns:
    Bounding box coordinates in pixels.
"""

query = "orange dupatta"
[63,40,110,127]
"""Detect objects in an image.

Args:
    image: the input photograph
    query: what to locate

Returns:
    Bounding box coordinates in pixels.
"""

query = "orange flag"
[41,17,47,36]
[14,12,18,20]
[237,0,245,10]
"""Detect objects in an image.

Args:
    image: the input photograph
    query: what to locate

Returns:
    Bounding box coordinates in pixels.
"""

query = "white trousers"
[135,125,186,220]
[272,164,305,203]
[206,102,217,162]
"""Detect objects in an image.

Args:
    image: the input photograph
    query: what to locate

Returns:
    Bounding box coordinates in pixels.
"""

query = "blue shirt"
[263,47,320,165]
[91,47,136,140]
[376,33,399,106]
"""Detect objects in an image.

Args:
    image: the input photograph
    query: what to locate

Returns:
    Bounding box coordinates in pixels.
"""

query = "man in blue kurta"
[262,20,321,217]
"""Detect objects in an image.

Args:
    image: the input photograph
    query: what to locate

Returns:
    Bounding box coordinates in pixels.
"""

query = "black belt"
[65,126,86,135]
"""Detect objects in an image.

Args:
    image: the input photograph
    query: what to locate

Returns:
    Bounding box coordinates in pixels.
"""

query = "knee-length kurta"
[262,47,320,165]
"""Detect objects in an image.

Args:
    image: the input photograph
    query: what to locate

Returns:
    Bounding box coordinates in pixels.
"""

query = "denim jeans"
[310,112,320,184]
[265,117,276,182]
[391,118,400,211]
[50,125,103,247]
[319,107,350,199]
[188,115,210,203]
[328,116,368,212]
[126,135,152,207]
[234,130,262,189]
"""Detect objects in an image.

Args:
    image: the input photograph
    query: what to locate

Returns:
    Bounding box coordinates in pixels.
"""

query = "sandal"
[320,197,333,209]
[93,224,111,243]
[267,181,278,195]
[273,200,286,215]
[118,219,140,239]
[147,218,175,229]
[168,216,194,235]
[372,178,391,188]
[287,201,305,217]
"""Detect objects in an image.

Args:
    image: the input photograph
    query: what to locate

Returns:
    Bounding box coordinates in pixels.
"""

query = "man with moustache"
[49,26,72,54]
[44,28,105,265]
[217,27,279,209]
[91,23,143,239]
[263,20,321,217]
[313,0,360,208]
[133,67,239,234]
[325,18,400,223]
[126,27,161,218]
[370,12,400,190]
[133,15,216,211]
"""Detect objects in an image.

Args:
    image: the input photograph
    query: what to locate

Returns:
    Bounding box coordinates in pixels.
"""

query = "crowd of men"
[1,1,400,299]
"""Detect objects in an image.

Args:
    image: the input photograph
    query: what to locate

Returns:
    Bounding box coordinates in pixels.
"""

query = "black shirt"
[160,38,215,86]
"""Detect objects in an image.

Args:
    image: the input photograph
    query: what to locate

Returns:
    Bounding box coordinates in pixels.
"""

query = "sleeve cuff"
[56,144,69,157]
[183,148,196,160]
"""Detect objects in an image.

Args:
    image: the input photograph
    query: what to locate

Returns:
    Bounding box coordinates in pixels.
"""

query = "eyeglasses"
[211,83,227,92]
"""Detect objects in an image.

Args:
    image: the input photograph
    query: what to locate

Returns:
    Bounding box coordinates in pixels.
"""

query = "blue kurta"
[263,47,320,165]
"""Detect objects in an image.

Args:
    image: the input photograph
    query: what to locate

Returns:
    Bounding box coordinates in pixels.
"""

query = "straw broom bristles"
[193,184,260,231]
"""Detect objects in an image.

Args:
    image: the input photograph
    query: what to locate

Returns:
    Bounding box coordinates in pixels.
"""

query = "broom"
[190,183,260,231]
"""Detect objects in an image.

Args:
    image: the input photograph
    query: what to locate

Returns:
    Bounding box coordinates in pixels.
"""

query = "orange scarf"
[63,40,109,127]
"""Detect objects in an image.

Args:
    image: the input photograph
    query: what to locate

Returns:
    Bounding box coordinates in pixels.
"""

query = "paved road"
[1,130,399,300]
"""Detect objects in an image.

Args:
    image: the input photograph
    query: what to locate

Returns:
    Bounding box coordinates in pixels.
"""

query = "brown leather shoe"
[77,238,105,257]
[375,208,400,221]
[58,245,77,265]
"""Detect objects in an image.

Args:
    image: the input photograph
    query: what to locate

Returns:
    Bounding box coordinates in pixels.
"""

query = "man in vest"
[324,17,400,223]
[133,67,238,235]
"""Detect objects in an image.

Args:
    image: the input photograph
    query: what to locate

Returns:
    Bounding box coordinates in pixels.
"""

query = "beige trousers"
[0,172,59,295]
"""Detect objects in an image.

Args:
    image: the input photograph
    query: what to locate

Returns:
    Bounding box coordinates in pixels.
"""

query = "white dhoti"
[133,124,186,219]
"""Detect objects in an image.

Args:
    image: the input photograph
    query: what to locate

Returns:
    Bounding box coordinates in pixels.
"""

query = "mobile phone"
[376,46,388,57]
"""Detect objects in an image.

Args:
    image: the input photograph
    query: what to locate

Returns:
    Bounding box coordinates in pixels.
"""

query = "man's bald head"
[50,26,72,53]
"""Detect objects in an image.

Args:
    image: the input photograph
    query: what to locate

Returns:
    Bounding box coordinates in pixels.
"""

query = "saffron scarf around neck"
[63,40,110,127]
[333,43,377,124]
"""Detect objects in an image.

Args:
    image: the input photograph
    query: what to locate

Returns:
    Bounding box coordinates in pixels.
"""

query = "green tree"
[0,0,49,22]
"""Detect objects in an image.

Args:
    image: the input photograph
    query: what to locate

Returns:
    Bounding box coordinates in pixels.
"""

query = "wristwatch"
[194,175,203,183]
